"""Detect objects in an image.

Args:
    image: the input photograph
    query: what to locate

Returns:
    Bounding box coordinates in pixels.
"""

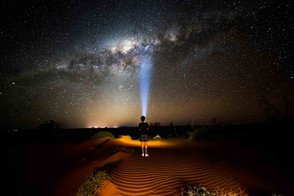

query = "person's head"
[140,116,145,122]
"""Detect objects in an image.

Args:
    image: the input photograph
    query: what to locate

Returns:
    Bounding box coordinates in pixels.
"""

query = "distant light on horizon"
[88,124,119,128]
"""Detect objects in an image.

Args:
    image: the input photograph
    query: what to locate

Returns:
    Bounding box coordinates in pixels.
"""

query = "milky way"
[0,0,293,128]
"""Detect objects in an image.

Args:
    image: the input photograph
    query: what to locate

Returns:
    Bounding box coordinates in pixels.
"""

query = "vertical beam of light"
[139,55,152,117]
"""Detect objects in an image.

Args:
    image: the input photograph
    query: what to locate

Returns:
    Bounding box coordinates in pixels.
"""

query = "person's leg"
[144,141,149,157]
[141,139,144,156]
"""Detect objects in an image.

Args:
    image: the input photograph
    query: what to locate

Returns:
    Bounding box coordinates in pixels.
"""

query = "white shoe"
[145,153,149,157]
[142,153,145,157]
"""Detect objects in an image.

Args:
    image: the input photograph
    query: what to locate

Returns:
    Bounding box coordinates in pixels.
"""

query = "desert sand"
[48,136,293,196]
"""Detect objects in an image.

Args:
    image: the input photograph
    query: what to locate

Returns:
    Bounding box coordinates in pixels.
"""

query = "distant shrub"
[167,134,174,138]
[187,126,216,141]
[76,170,109,196]
[118,135,132,139]
[38,120,60,130]
[90,131,114,140]
[153,134,162,140]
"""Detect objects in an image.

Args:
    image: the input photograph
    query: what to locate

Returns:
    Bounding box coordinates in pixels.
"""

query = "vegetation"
[187,126,218,141]
[90,131,114,140]
[181,184,246,196]
[153,134,162,140]
[38,120,61,130]
[76,170,109,196]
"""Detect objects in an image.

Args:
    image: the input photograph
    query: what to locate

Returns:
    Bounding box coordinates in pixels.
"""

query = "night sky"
[0,0,293,128]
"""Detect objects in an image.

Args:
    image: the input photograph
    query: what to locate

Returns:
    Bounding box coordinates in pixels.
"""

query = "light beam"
[139,54,152,117]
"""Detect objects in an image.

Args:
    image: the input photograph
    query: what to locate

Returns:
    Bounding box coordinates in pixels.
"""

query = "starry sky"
[0,0,293,128]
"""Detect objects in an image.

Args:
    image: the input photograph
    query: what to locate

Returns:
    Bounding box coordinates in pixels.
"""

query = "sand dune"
[100,147,279,195]
[54,138,131,196]
[52,137,291,196]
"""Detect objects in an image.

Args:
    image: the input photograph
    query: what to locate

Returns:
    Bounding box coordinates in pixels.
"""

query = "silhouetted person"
[139,116,149,157]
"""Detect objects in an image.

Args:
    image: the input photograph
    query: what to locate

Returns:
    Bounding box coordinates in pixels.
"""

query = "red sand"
[99,140,277,195]
[37,137,291,196]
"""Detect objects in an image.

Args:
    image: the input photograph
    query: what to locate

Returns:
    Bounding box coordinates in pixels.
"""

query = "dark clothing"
[140,134,148,142]
[139,122,149,135]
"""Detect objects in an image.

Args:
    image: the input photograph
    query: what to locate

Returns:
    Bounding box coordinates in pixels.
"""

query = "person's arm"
[138,123,142,131]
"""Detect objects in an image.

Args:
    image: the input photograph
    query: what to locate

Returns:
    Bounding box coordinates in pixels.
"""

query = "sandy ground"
[18,136,292,195]
[36,136,292,196]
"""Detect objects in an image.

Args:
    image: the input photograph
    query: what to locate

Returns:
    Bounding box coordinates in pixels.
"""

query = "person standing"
[139,116,149,157]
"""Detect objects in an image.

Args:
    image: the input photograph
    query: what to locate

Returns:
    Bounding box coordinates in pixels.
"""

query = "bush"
[76,170,109,196]
[153,134,162,140]
[90,131,114,140]
[181,184,212,196]
[187,126,216,141]
[181,184,246,196]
